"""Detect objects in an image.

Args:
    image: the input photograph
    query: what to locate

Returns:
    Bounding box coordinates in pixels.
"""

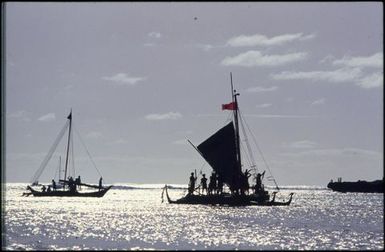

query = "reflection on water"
[4,183,384,250]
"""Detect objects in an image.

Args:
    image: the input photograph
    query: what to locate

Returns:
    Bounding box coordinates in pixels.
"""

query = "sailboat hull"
[26,185,112,197]
[162,186,294,206]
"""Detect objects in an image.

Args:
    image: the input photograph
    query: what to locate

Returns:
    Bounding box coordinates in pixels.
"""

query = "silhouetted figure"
[68,176,75,192]
[188,172,197,195]
[75,176,81,190]
[208,172,217,195]
[52,179,56,191]
[200,174,208,195]
[217,174,223,194]
[99,177,103,191]
[241,169,251,195]
[42,185,46,192]
[47,186,51,192]
[255,172,264,194]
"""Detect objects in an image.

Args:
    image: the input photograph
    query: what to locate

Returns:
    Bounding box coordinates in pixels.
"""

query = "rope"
[73,125,104,181]
[239,110,280,191]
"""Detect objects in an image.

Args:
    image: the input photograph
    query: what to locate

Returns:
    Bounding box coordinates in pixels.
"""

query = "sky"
[3,2,383,186]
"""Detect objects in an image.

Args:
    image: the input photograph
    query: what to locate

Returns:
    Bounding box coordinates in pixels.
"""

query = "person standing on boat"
[41,185,46,192]
[200,174,208,195]
[52,179,56,191]
[76,176,81,190]
[188,172,197,195]
[99,177,103,191]
[255,171,265,193]
[208,172,217,195]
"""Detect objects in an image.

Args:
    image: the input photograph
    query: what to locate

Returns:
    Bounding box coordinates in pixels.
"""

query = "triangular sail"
[197,121,241,189]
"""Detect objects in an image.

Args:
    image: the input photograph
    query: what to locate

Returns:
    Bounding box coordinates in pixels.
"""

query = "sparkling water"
[3,183,384,250]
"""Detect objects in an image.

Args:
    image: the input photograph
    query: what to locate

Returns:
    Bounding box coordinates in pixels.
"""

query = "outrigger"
[163,73,294,206]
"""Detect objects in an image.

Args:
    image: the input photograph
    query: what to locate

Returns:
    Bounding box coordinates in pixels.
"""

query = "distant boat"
[23,111,112,197]
[163,73,294,206]
[327,177,383,193]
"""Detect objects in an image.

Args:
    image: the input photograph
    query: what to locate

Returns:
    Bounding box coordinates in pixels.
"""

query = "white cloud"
[246,86,278,93]
[311,98,326,106]
[172,139,187,145]
[109,138,128,144]
[7,110,31,122]
[272,67,382,89]
[102,73,146,86]
[86,131,103,139]
[332,52,383,68]
[356,72,383,89]
[255,103,272,108]
[271,67,362,83]
[145,112,182,121]
[148,32,162,39]
[221,50,308,67]
[281,147,381,159]
[226,32,315,47]
[243,114,316,119]
[38,113,55,122]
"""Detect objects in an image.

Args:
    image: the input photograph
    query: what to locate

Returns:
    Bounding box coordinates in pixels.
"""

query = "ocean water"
[3,183,384,250]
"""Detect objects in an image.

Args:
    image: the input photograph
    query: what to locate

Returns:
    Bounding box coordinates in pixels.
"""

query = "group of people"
[187,170,265,196]
[41,176,103,192]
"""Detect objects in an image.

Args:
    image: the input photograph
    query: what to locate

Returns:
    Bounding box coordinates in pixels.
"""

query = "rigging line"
[71,127,75,178]
[239,112,260,176]
[73,125,104,181]
[30,120,70,184]
[239,110,280,190]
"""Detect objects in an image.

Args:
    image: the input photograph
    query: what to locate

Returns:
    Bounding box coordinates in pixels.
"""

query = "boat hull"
[163,186,293,206]
[26,185,112,197]
[327,180,383,193]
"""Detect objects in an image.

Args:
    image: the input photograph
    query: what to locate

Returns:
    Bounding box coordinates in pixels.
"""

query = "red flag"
[222,102,237,110]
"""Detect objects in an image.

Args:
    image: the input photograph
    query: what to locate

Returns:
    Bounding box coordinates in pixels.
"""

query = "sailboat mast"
[64,111,72,182]
[230,73,242,174]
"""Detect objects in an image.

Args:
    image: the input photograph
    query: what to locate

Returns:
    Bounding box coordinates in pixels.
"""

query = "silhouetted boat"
[327,178,383,193]
[163,73,293,206]
[23,111,112,197]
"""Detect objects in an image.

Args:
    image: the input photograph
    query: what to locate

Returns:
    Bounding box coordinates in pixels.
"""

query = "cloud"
[246,86,278,93]
[283,140,318,149]
[242,114,316,119]
[38,113,55,122]
[172,139,187,145]
[311,98,325,106]
[272,67,383,89]
[226,32,315,47]
[281,147,381,159]
[109,138,128,144]
[332,52,383,68]
[148,32,162,39]
[255,103,272,108]
[271,67,362,83]
[145,112,182,121]
[221,50,308,67]
[356,72,383,89]
[102,73,146,86]
[86,131,103,139]
[7,110,31,122]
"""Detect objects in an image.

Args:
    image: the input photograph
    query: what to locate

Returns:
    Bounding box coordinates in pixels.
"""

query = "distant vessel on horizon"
[327,177,383,193]
[164,73,294,206]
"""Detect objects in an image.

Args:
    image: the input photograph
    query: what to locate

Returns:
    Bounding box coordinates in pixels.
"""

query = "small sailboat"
[23,111,112,197]
[164,74,293,206]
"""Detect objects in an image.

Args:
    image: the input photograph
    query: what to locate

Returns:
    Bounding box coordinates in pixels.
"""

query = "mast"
[64,110,72,182]
[230,73,242,175]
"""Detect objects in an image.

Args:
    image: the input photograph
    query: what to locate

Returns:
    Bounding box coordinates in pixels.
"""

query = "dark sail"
[197,121,240,189]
